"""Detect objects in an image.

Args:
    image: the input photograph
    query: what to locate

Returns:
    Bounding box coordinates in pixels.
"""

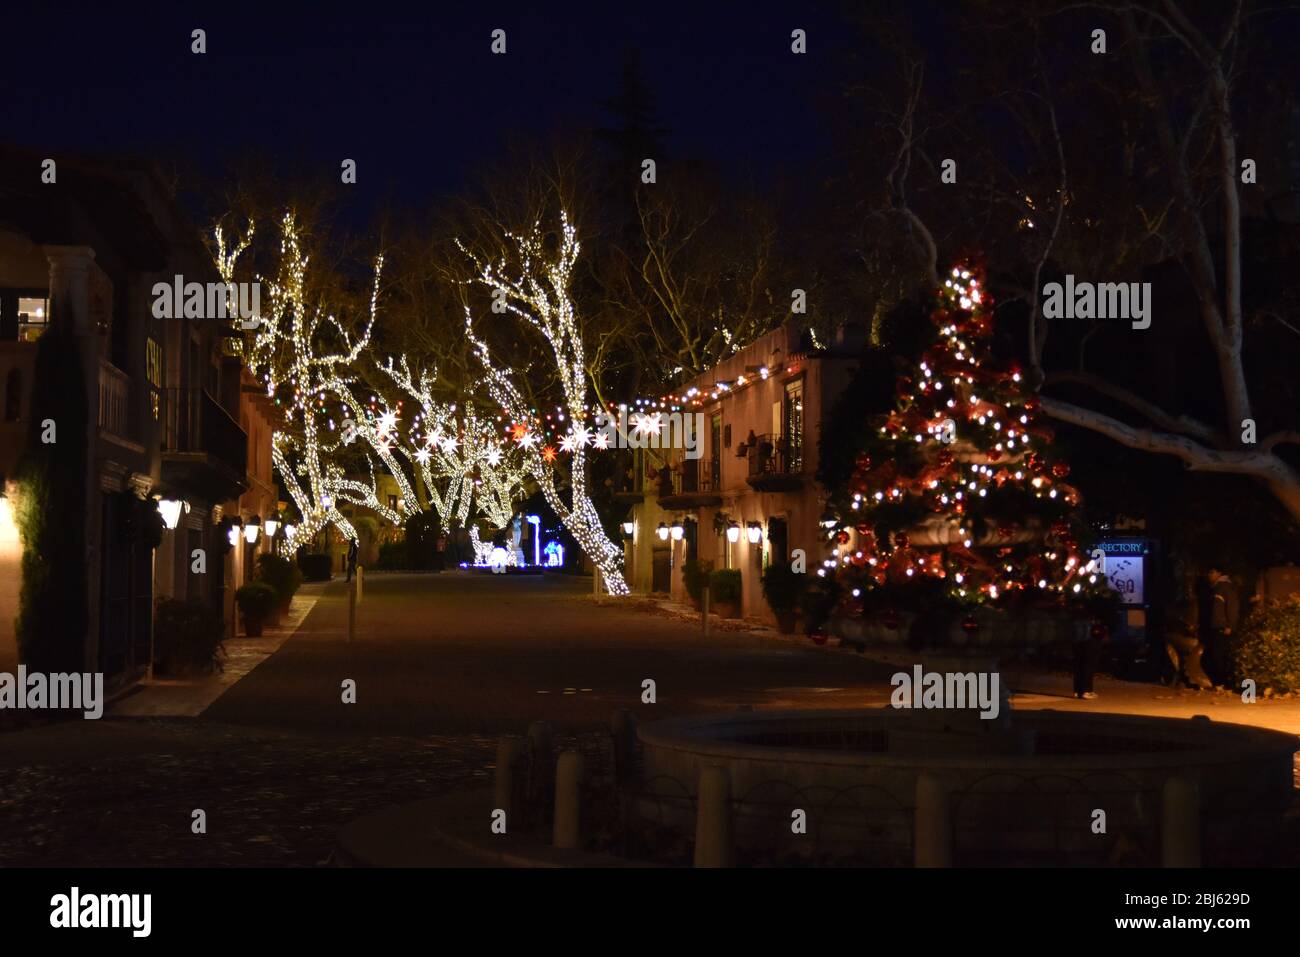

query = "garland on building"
[819,264,1113,618]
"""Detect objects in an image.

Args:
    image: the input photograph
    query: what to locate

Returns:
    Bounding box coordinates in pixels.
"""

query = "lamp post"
[526,514,541,567]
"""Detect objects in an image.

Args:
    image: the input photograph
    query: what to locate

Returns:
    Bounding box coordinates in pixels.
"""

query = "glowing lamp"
[746,522,762,545]
[226,517,243,548]
[622,520,635,537]
[670,521,685,541]
[157,499,187,530]
[244,515,262,544]
[726,523,741,543]
[264,510,281,538]
[656,522,670,542]
[284,524,296,540]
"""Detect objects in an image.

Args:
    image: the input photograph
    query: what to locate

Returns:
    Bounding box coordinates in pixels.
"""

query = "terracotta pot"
[243,616,264,638]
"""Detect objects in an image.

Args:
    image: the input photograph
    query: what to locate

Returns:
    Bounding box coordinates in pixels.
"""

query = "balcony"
[658,457,723,509]
[744,433,806,492]
[160,387,248,501]
[610,449,645,503]
[98,359,130,439]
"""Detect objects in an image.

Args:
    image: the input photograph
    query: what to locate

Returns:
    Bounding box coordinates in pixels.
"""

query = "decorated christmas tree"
[818,264,1113,627]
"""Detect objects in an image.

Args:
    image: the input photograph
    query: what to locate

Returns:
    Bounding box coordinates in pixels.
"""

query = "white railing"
[98,359,130,437]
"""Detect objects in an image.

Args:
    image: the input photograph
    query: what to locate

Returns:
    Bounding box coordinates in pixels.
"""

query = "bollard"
[527,720,554,764]
[610,710,638,787]
[355,565,363,603]
[1161,775,1201,868]
[348,572,357,642]
[694,765,733,867]
[493,735,525,823]
[702,585,711,639]
[914,772,952,867]
[553,751,585,850]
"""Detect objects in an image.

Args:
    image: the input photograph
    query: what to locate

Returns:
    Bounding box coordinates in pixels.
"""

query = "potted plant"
[256,553,304,617]
[709,568,743,618]
[153,599,225,676]
[682,559,713,611]
[235,581,278,637]
[762,563,806,634]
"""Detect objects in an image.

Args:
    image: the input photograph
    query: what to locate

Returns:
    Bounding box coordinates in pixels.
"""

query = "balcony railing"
[679,457,720,494]
[98,360,130,438]
[745,433,803,479]
[161,387,247,476]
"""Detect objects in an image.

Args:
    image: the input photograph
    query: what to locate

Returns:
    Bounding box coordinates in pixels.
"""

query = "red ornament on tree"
[961,614,980,636]
[1052,462,1071,478]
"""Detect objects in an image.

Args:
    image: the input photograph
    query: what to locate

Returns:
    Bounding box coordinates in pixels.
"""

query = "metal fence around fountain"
[948,769,1161,867]
[617,770,913,866]
[728,779,913,866]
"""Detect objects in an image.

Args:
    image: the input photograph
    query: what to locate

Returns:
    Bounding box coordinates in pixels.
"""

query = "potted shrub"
[153,599,225,676]
[762,564,806,634]
[709,568,743,618]
[256,553,304,617]
[235,581,278,637]
[682,559,713,611]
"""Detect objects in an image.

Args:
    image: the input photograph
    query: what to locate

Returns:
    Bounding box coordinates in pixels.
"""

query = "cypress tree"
[14,302,89,672]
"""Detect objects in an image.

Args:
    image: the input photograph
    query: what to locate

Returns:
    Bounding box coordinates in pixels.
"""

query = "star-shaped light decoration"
[560,433,577,453]
[542,445,557,462]
[485,446,502,466]
[377,410,398,434]
[520,432,538,449]
[592,431,610,450]
[440,435,459,453]
[414,447,431,465]
[510,423,528,442]
[634,411,663,438]
[569,425,591,449]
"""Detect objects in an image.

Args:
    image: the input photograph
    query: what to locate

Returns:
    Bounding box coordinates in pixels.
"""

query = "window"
[783,379,804,472]
[146,338,162,420]
[17,296,48,342]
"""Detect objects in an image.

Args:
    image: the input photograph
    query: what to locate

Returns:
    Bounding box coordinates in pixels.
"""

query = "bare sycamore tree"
[1029,2,1300,522]
[599,181,781,389]
[462,212,630,595]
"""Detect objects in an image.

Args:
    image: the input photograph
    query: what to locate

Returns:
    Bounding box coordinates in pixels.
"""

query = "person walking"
[1205,566,1240,687]
[1072,622,1102,699]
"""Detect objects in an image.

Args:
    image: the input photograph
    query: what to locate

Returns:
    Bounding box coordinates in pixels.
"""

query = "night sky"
[5,2,857,214]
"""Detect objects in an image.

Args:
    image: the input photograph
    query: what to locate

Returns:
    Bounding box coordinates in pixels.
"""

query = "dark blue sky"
[5,1,853,210]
